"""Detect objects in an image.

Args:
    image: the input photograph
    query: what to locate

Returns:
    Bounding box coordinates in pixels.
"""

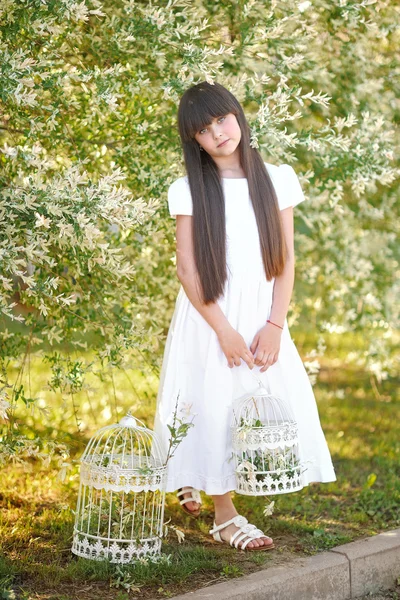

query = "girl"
[153,81,336,552]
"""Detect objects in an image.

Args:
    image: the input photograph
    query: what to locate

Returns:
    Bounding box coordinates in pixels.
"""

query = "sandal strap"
[179,496,199,506]
[243,528,269,545]
[230,523,262,546]
[209,514,270,551]
[177,487,202,505]
[232,531,249,548]
[230,527,249,545]
[241,536,256,550]
[238,527,270,550]
[210,516,268,550]
[230,524,256,545]
[209,514,248,535]
[234,529,268,549]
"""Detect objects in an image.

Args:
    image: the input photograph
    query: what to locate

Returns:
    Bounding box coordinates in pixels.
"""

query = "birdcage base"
[235,468,304,496]
[71,531,162,563]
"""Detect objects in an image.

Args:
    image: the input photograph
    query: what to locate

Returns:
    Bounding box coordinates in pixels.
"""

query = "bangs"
[178,83,238,141]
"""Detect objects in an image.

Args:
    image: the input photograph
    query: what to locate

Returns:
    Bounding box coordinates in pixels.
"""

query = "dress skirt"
[152,270,337,495]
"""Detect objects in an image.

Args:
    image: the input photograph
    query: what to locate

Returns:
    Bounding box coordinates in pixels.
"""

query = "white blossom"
[263,501,275,517]
[0,398,10,420]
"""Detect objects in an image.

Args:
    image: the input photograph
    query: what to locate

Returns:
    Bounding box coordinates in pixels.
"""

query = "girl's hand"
[250,323,282,372]
[217,325,255,369]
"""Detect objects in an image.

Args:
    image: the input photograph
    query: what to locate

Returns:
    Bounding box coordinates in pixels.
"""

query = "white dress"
[153,161,336,495]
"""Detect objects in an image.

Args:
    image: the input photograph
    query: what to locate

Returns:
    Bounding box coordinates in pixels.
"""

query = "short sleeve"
[266,162,306,211]
[167,177,193,218]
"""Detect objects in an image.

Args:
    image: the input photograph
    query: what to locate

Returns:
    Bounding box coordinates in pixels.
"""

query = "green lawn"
[1,333,399,599]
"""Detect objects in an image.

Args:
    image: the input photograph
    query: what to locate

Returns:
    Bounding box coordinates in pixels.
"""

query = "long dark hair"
[177,81,287,305]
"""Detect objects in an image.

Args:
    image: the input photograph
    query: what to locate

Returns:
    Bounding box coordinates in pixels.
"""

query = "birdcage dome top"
[118,413,139,428]
[79,411,166,486]
[231,379,296,429]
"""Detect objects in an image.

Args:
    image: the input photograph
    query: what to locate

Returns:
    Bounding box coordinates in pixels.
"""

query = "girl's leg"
[211,492,273,549]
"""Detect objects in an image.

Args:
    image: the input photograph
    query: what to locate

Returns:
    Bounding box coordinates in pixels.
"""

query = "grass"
[0,332,399,599]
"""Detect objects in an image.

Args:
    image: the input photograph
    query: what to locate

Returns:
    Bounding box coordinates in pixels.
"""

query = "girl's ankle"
[214,509,239,525]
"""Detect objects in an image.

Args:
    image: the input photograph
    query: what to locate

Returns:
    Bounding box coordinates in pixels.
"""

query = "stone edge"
[170,528,400,600]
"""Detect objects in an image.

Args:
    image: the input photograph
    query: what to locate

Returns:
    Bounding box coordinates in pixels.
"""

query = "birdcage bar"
[130,490,137,539]
[97,487,103,534]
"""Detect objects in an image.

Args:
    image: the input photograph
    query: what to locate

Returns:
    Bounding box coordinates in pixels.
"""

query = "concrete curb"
[171,528,400,600]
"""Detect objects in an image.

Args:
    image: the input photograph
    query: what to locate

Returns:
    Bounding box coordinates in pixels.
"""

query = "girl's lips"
[217,139,230,148]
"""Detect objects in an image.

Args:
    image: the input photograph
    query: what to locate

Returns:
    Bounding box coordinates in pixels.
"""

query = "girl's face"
[194,112,241,157]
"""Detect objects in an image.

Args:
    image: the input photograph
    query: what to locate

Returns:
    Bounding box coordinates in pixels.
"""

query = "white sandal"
[176,487,202,517]
[209,514,275,551]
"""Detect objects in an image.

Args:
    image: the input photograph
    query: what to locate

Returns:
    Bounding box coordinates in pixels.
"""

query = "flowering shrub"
[0,0,398,466]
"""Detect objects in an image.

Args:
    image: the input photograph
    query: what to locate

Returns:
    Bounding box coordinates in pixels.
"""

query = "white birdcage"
[231,377,304,496]
[71,412,167,563]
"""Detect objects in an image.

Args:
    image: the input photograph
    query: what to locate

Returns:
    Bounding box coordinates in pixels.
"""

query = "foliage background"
[0,1,399,598]
[0,0,399,464]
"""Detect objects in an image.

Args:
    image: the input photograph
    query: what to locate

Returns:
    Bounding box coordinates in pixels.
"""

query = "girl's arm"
[250,207,296,371]
[268,206,296,327]
[175,214,231,337]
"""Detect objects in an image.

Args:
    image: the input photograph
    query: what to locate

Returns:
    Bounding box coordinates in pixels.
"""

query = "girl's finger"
[255,351,265,364]
[250,336,258,353]
[245,350,255,364]
[261,354,273,370]
[243,354,254,369]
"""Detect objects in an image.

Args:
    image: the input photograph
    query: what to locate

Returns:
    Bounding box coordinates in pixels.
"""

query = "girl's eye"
[199,116,225,134]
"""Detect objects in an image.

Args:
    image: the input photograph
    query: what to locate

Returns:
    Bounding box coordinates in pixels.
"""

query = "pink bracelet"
[266,319,283,330]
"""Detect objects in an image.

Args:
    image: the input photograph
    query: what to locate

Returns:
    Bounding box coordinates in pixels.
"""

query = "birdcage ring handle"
[250,372,272,395]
